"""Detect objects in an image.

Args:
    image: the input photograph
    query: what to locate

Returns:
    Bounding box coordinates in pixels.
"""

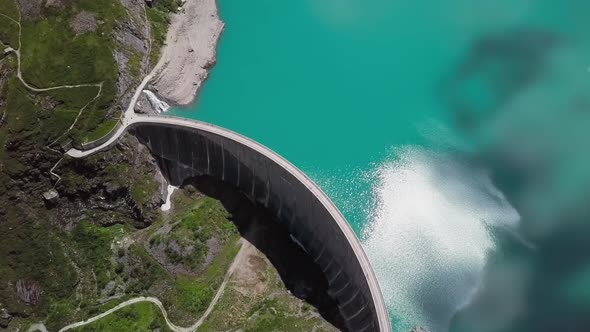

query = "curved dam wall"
[129,118,391,332]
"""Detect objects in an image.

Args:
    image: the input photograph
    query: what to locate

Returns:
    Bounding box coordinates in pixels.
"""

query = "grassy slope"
[71,302,173,332]
[81,118,118,143]
[40,192,242,331]
[0,206,78,317]
[198,249,337,332]
[0,16,18,48]
[0,0,18,48]
[0,0,18,19]
[146,0,181,64]
[148,191,242,325]
[151,197,237,270]
[0,0,129,194]
[0,0,124,145]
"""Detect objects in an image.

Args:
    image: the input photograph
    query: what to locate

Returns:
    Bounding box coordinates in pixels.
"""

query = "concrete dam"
[127,117,391,332]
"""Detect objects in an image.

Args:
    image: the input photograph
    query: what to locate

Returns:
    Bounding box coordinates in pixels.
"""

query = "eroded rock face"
[0,305,12,329]
[15,280,41,305]
[113,0,151,110]
[71,11,98,35]
[55,134,165,230]
[116,26,146,54]
[16,0,44,19]
[45,0,68,10]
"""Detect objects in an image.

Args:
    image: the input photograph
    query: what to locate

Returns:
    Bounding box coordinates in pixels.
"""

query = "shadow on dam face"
[129,120,390,332]
[185,175,346,330]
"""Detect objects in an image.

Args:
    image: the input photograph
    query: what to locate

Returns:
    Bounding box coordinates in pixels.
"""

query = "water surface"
[172,1,590,330]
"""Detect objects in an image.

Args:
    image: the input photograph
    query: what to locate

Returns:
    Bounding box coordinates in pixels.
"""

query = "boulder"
[42,189,59,208]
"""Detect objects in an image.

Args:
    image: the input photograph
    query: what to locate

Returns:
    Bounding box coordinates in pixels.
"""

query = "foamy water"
[363,147,520,331]
[143,90,170,113]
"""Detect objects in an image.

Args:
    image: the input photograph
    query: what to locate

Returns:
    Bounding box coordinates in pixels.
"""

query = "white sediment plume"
[149,0,224,106]
[363,147,520,332]
[161,185,176,211]
[143,90,170,113]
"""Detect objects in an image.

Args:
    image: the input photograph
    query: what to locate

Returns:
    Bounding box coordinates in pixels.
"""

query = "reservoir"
[171,1,590,330]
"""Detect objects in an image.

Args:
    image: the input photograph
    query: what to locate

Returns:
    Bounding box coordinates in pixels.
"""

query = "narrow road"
[57,240,247,332]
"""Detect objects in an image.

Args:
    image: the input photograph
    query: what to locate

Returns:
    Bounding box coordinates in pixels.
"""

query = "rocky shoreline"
[148,0,224,107]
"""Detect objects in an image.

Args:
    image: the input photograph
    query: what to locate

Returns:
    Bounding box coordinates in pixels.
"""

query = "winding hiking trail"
[0,3,103,149]
[54,240,248,332]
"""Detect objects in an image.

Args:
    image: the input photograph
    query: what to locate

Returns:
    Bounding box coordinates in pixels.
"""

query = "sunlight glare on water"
[363,147,520,331]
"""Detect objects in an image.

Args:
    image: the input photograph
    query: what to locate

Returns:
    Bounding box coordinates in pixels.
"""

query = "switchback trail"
[56,240,247,332]
[0,3,103,145]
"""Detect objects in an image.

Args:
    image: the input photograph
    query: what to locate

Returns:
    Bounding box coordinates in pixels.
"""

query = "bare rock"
[45,0,68,9]
[71,11,98,35]
[55,134,165,230]
[16,0,43,19]
[134,91,157,115]
[104,181,123,197]
[116,26,146,54]
[15,280,41,305]
[42,188,59,208]
[114,49,132,99]
[0,308,11,329]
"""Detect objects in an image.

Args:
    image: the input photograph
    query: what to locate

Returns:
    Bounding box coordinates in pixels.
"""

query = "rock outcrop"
[55,135,166,230]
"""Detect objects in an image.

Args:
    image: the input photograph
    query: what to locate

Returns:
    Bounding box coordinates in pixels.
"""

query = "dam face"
[131,120,390,332]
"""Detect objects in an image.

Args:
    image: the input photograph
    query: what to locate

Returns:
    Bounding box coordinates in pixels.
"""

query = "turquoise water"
[171,1,590,331]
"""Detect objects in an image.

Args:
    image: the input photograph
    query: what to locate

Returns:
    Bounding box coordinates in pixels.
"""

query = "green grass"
[4,78,39,135]
[15,0,126,142]
[167,235,241,321]
[72,222,123,290]
[0,78,42,178]
[0,0,132,150]
[69,102,109,144]
[244,298,326,332]
[0,14,19,47]
[130,174,160,208]
[0,0,19,20]
[18,0,124,87]
[71,302,173,332]
[146,0,181,65]
[0,206,78,319]
[21,19,110,86]
[103,163,131,185]
[128,51,143,79]
[81,118,118,143]
[158,197,237,269]
[39,107,80,142]
[45,86,101,109]
[198,250,337,332]
[125,244,169,294]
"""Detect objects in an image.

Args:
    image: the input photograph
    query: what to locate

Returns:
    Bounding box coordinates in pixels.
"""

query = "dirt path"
[190,239,253,329]
[0,0,103,152]
[55,240,249,332]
